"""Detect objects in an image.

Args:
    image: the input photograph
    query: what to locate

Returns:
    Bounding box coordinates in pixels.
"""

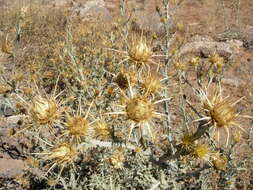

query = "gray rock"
[178,36,243,59]
[72,0,112,23]
[132,10,164,34]
[0,158,26,178]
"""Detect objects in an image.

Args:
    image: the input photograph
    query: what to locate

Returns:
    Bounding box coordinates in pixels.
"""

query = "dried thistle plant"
[196,85,251,147]
[61,100,95,143]
[94,119,112,140]
[106,81,170,141]
[16,76,65,133]
[190,142,219,166]
[30,96,61,126]
[109,33,163,71]
[108,148,125,169]
[35,141,78,180]
[1,35,14,55]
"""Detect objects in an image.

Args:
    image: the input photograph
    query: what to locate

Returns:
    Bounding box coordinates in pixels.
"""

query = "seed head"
[188,57,200,67]
[43,142,78,166]
[142,74,162,94]
[126,96,154,122]
[30,96,61,126]
[209,53,224,71]
[193,143,210,160]
[94,121,111,140]
[109,148,125,169]
[66,116,90,141]
[202,91,237,127]
[213,154,227,171]
[181,134,195,150]
[1,37,13,55]
[128,38,152,65]
[208,97,237,128]
[0,85,11,94]
[198,86,246,146]
[174,60,187,71]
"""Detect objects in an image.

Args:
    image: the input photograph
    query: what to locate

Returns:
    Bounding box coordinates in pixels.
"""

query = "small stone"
[0,158,26,178]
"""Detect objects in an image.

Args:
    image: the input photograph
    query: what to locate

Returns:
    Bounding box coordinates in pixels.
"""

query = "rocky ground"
[0,0,253,189]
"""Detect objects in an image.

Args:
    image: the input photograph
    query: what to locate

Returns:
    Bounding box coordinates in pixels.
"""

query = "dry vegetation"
[0,0,253,189]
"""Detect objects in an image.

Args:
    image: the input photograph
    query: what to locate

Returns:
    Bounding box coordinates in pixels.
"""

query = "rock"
[178,36,243,59]
[0,158,26,178]
[221,77,244,88]
[72,0,112,23]
[0,116,33,159]
[132,10,164,34]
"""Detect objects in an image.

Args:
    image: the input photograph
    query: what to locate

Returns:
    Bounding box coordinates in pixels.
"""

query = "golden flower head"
[192,142,217,164]
[142,74,162,94]
[209,53,224,70]
[0,85,11,94]
[1,39,13,55]
[94,120,112,140]
[188,57,200,67]
[30,96,61,126]
[66,116,91,141]
[126,96,154,123]
[213,154,228,171]
[107,84,170,141]
[109,148,125,169]
[197,85,248,147]
[174,60,187,71]
[181,134,195,150]
[193,143,210,160]
[232,130,242,143]
[43,142,78,166]
[128,37,152,65]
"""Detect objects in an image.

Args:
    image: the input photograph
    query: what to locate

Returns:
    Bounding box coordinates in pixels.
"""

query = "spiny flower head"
[174,60,187,72]
[107,84,170,141]
[180,134,195,150]
[128,37,153,65]
[193,143,210,159]
[192,142,216,164]
[39,142,79,180]
[209,53,224,71]
[212,154,228,171]
[66,115,90,141]
[204,96,236,128]
[1,36,13,55]
[109,33,161,70]
[94,120,112,140]
[43,142,78,166]
[63,100,94,143]
[197,85,248,146]
[142,74,162,94]
[109,148,125,169]
[188,57,200,67]
[0,84,11,94]
[126,96,154,122]
[30,96,61,126]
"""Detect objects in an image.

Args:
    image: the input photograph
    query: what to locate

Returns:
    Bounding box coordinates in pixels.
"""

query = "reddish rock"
[0,158,26,178]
